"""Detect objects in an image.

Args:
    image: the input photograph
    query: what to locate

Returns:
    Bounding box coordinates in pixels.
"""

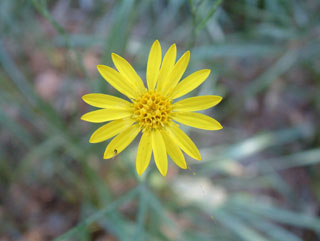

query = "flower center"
[133,90,172,131]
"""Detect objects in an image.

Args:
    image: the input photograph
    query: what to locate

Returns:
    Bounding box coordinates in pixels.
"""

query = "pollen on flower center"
[133,90,172,131]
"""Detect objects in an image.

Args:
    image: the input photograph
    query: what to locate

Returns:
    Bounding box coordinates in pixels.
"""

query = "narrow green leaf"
[212,210,270,241]
[196,0,223,32]
[53,188,139,241]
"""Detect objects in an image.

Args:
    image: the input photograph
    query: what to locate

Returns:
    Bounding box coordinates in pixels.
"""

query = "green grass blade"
[263,148,320,171]
[234,199,320,232]
[133,185,148,241]
[146,189,187,241]
[0,39,37,106]
[246,49,298,96]
[196,0,223,32]
[232,207,303,241]
[212,209,270,241]
[52,187,139,241]
[192,42,282,59]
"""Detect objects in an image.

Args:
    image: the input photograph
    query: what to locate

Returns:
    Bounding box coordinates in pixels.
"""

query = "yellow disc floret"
[133,90,172,131]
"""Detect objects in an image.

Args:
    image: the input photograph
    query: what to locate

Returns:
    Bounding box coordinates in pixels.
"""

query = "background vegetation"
[1,0,320,240]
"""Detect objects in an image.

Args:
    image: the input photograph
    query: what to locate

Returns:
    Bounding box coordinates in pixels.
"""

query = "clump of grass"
[0,0,320,240]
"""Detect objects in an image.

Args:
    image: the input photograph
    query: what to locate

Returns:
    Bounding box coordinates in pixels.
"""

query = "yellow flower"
[81,40,223,176]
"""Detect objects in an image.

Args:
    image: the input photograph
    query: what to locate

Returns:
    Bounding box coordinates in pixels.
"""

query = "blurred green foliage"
[0,0,320,240]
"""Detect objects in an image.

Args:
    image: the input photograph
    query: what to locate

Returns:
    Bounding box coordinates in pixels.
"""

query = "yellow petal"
[170,69,211,99]
[173,95,222,112]
[136,131,152,176]
[157,44,177,92]
[161,129,187,169]
[147,40,162,90]
[82,93,132,109]
[111,53,145,94]
[151,130,168,176]
[162,51,190,96]
[104,124,140,159]
[89,118,135,143]
[81,109,131,123]
[167,124,201,160]
[172,112,223,130]
[97,65,137,99]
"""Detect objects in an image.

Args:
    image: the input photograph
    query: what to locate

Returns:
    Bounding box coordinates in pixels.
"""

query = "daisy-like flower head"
[81,40,223,176]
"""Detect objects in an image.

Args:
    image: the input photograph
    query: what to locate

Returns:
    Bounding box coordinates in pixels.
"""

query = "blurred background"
[1,0,320,240]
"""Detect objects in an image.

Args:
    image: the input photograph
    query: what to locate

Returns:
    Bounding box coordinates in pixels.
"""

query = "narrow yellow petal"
[157,44,177,92]
[89,118,135,143]
[97,65,137,99]
[111,53,146,94]
[151,130,168,176]
[172,112,223,130]
[81,109,131,123]
[161,129,187,169]
[147,40,162,90]
[162,51,190,96]
[82,93,132,109]
[136,131,152,176]
[170,69,211,99]
[167,124,201,160]
[104,124,140,159]
[173,95,222,112]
